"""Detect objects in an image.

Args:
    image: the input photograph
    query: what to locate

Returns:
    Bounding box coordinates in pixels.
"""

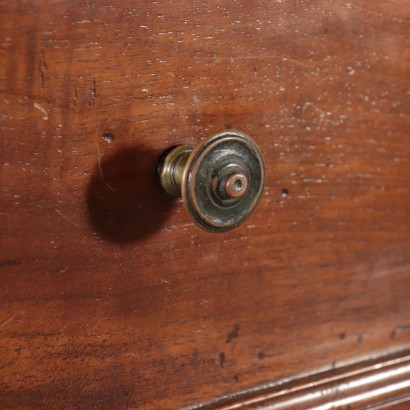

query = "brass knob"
[156,130,265,233]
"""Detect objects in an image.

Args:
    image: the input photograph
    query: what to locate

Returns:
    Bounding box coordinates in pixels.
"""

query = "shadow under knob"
[157,130,265,233]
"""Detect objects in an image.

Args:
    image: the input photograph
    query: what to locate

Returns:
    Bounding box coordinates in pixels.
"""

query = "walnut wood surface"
[1,1,409,409]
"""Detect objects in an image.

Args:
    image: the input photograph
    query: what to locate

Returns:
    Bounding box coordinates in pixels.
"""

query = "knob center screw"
[224,173,248,199]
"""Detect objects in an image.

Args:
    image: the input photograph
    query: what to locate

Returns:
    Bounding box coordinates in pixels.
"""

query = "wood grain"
[1,1,409,408]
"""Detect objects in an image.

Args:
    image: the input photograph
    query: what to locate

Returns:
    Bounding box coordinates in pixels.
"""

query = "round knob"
[157,130,265,233]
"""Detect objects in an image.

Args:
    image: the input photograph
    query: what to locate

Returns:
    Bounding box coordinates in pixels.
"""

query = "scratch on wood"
[55,209,82,227]
[95,141,114,191]
[73,86,78,106]
[34,102,49,120]
[0,315,15,329]
[282,57,308,69]
[88,78,96,106]
[200,54,308,70]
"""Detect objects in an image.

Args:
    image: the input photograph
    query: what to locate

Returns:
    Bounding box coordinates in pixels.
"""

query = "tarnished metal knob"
[157,130,265,233]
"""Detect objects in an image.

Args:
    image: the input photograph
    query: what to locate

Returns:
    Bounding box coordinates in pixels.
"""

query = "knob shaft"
[157,130,265,233]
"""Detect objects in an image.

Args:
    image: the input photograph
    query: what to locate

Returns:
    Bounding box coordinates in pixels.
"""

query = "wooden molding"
[198,350,410,409]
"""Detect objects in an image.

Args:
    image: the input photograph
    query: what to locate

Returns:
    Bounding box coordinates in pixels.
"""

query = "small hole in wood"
[102,132,115,143]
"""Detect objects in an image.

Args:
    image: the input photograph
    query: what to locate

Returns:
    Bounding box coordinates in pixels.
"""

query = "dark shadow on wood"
[86,146,176,244]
